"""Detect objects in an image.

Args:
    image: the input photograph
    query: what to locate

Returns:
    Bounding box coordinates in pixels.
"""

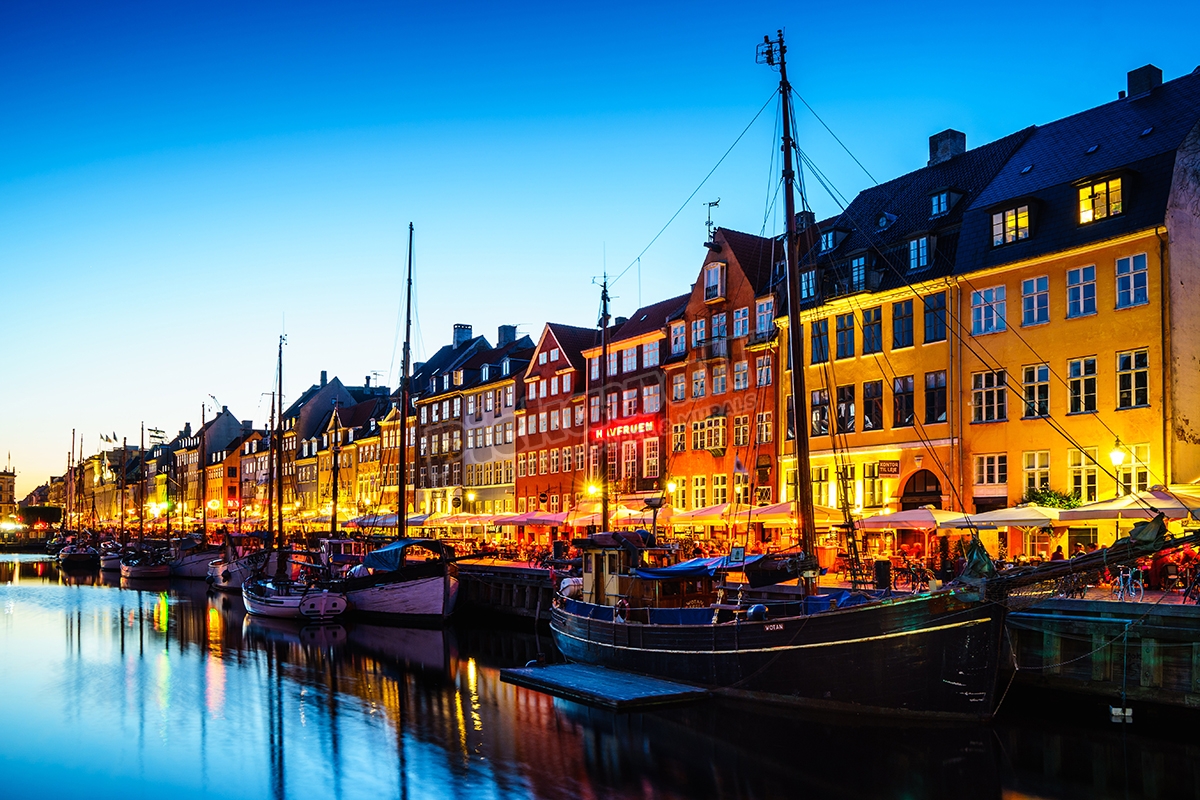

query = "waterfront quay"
[3,553,1200,800]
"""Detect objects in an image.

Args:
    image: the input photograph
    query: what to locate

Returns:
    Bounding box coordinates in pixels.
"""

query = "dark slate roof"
[718,227,784,296]
[801,127,1034,309]
[546,322,602,376]
[407,335,491,400]
[454,335,536,391]
[611,293,689,342]
[959,68,1200,273]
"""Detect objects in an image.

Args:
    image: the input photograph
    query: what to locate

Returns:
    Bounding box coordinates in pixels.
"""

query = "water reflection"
[0,554,1196,800]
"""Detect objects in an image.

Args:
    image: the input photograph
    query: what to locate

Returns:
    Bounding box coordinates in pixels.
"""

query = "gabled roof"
[716,227,783,296]
[544,322,602,376]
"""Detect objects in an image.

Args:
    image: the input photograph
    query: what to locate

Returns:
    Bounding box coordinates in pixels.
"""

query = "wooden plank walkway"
[500,663,710,710]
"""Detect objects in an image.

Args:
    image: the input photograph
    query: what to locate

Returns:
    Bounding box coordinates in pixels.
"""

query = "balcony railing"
[700,336,729,361]
[704,283,724,303]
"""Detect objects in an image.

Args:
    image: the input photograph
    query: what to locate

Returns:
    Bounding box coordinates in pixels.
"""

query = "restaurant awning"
[1058,487,1200,522]
[857,506,968,531]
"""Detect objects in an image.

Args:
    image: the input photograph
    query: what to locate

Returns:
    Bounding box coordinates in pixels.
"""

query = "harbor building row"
[35,64,1200,551]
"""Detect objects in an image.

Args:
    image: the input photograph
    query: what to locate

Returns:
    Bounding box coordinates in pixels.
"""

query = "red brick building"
[514,323,595,536]
[663,228,789,528]
[582,294,688,512]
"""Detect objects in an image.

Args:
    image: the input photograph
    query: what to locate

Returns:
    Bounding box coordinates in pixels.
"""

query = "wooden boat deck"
[500,663,709,710]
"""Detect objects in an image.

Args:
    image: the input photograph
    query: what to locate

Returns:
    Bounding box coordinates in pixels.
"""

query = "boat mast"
[267,391,276,545]
[140,424,146,543]
[275,334,286,579]
[330,400,341,540]
[398,222,414,543]
[119,437,127,545]
[762,31,819,569]
[69,429,75,530]
[599,276,611,532]
[200,403,207,544]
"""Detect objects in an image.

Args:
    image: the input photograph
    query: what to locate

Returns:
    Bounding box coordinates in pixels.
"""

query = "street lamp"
[1109,437,1126,468]
[466,491,476,513]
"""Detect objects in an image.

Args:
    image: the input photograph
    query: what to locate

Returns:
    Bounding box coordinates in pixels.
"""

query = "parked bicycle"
[893,558,932,593]
[1111,565,1144,602]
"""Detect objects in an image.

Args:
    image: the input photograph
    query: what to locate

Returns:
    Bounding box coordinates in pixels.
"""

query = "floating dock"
[456,559,556,622]
[500,663,710,710]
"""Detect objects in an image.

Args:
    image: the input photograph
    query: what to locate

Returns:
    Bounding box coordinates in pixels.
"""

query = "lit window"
[622,348,637,373]
[711,364,726,394]
[755,356,772,387]
[1068,448,1098,502]
[622,388,638,416]
[691,369,706,398]
[991,205,1030,246]
[642,384,661,412]
[691,319,706,347]
[1078,177,1122,224]
[1023,451,1050,495]
[1115,253,1148,308]
[733,415,750,447]
[756,412,773,444]
[671,374,685,402]
[704,263,725,301]
[642,342,660,368]
[810,389,829,436]
[974,454,1008,485]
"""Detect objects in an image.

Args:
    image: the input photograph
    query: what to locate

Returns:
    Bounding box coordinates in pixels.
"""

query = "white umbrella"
[941,504,1063,529]
[1058,486,1200,522]
[857,506,968,530]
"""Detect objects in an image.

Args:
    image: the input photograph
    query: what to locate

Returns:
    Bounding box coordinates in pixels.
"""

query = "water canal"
[1,554,1196,800]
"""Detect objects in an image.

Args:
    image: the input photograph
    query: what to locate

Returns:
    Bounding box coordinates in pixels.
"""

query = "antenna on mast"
[705,198,720,242]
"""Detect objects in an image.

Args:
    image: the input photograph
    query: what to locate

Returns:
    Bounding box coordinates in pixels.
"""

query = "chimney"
[498,325,517,346]
[795,210,815,230]
[1127,64,1162,97]
[365,375,371,387]
[222,405,228,414]
[182,422,192,438]
[614,316,628,326]
[242,420,253,433]
[928,129,966,166]
[453,323,472,349]
[320,370,327,387]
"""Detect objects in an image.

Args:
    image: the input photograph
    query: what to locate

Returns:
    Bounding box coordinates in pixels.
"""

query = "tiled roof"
[801,127,1033,308]
[959,68,1200,273]
[546,322,603,375]
[718,227,783,296]
[611,293,689,342]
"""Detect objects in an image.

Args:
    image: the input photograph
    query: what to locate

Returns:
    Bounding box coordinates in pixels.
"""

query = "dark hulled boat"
[552,590,1004,720]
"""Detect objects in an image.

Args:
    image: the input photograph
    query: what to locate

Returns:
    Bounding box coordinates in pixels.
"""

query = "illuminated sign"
[590,417,657,441]
[878,460,901,476]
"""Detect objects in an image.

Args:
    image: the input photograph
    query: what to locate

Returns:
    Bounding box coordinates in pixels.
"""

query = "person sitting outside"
[1050,545,1066,561]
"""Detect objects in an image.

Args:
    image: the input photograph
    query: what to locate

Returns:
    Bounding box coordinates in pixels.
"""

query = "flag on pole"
[734,456,747,474]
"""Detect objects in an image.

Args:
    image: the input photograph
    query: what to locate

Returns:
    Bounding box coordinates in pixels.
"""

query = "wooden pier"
[456,559,555,622]
[1008,596,1200,709]
[501,663,709,710]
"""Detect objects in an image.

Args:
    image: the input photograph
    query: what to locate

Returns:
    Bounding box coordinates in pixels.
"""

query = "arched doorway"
[900,469,942,510]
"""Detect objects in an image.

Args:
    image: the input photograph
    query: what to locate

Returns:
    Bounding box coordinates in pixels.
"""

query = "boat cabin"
[574,532,713,609]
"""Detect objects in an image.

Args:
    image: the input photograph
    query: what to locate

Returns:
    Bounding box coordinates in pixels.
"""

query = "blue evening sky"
[3,0,1198,496]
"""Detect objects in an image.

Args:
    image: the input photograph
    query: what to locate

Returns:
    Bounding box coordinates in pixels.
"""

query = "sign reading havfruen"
[590,416,657,441]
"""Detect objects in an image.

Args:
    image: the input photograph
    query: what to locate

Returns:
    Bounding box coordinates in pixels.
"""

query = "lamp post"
[1110,437,1126,497]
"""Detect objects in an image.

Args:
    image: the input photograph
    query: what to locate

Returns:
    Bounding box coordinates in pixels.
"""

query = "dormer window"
[549,348,560,362]
[800,270,817,299]
[502,358,510,376]
[442,375,451,391]
[538,352,547,365]
[704,262,726,302]
[909,236,930,272]
[991,205,1030,247]
[876,212,897,230]
[481,365,490,381]
[931,192,949,216]
[1078,177,1122,224]
[453,370,464,386]
[819,229,847,253]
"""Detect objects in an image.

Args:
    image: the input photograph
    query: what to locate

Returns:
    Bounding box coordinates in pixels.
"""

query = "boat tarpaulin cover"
[363,539,448,572]
[632,555,766,580]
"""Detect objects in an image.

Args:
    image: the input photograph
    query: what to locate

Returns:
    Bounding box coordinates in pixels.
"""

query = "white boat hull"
[170,548,223,579]
[208,552,280,592]
[243,587,349,620]
[346,574,458,621]
[121,563,171,579]
[100,553,122,571]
